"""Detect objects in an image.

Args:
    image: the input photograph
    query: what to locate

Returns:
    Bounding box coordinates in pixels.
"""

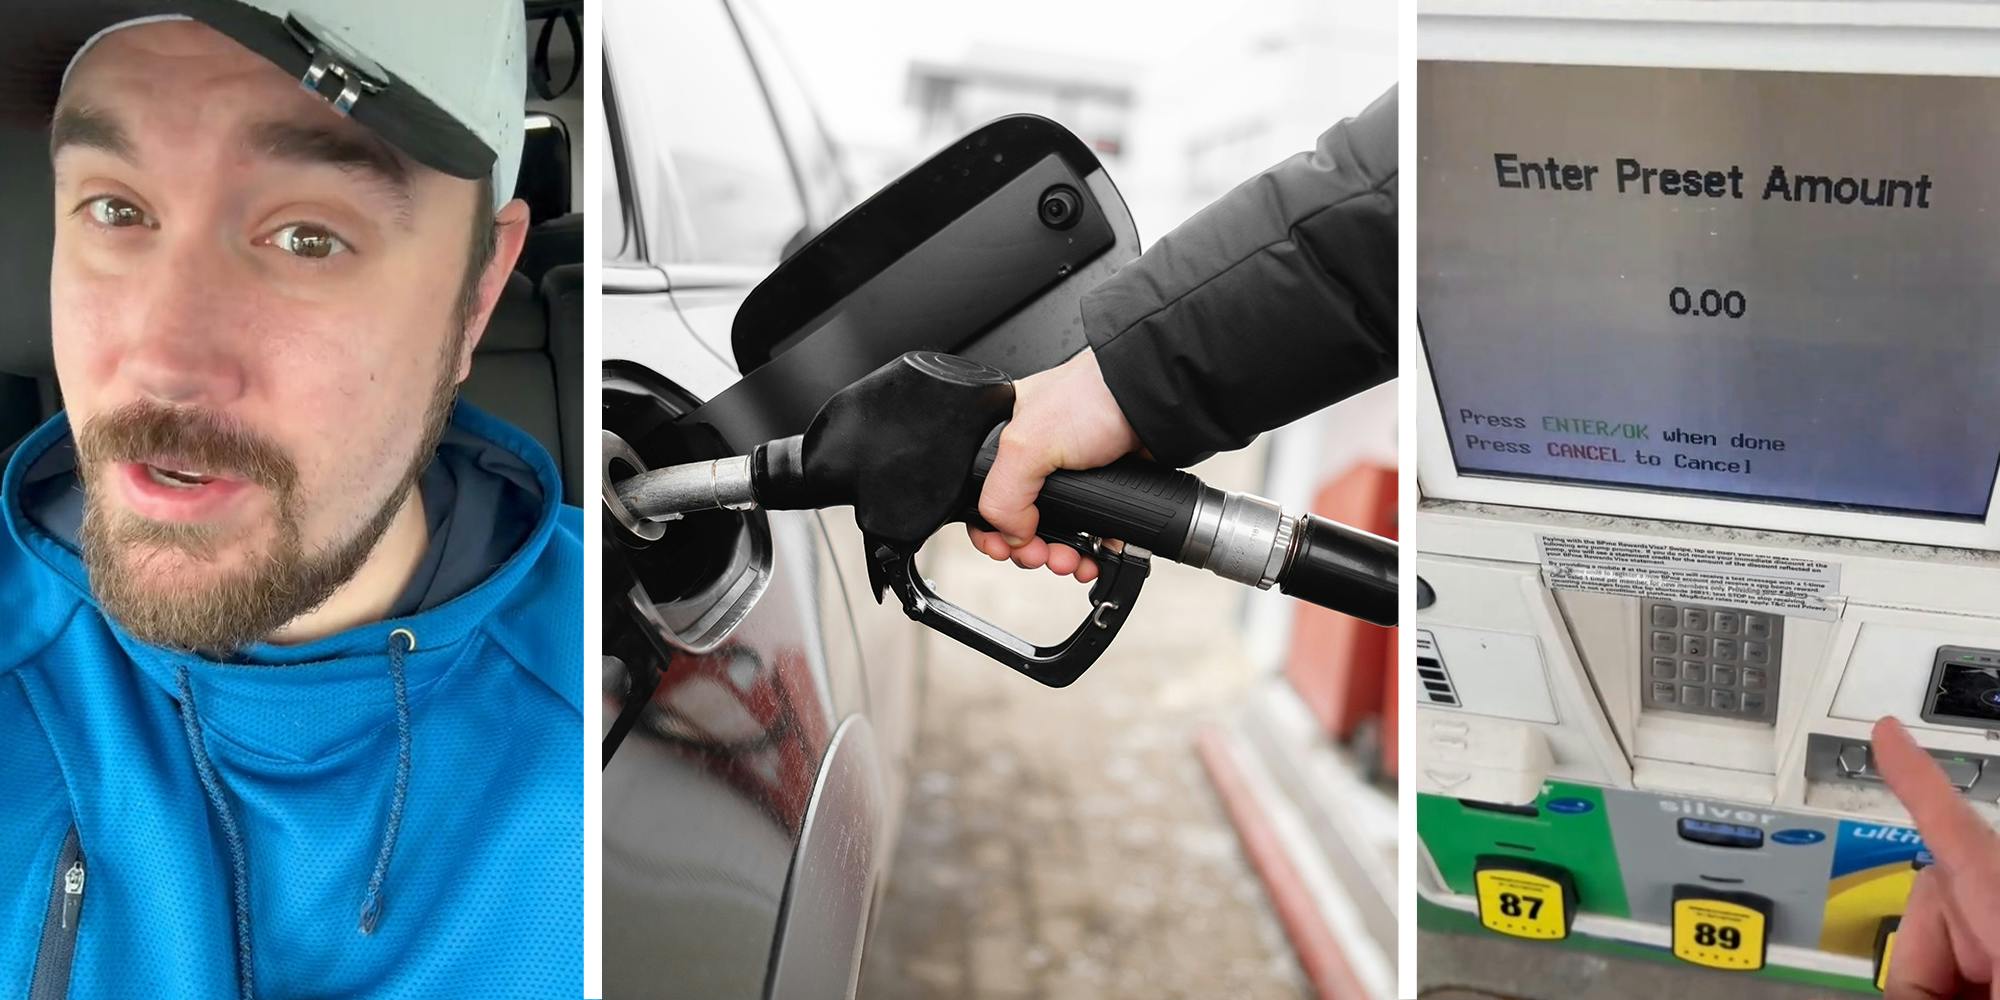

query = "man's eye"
[268,223,350,260]
[84,196,155,229]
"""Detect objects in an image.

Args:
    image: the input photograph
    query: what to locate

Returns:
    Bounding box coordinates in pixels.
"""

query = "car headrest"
[515,212,583,286]
[515,113,571,225]
[0,124,55,378]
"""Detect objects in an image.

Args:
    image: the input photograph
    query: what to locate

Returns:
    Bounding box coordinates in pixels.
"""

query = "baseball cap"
[0,0,525,210]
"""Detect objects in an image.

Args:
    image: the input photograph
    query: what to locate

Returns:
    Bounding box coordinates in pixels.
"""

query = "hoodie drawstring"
[175,666,256,1000]
[172,626,417,1000]
[360,627,416,936]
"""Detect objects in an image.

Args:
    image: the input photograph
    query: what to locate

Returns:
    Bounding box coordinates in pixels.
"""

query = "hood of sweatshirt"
[0,400,581,999]
[5,400,564,756]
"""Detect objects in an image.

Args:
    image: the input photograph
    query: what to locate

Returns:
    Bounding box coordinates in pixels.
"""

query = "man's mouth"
[113,460,253,523]
[142,464,220,489]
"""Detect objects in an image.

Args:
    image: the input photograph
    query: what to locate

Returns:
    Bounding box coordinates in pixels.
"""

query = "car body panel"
[599,2,917,995]
[764,715,887,1000]
[602,506,858,997]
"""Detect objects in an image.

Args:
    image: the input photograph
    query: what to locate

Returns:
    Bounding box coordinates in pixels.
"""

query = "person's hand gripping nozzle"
[609,352,1398,685]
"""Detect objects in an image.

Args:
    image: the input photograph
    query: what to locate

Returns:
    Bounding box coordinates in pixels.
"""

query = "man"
[0,3,580,997]
[968,87,1397,578]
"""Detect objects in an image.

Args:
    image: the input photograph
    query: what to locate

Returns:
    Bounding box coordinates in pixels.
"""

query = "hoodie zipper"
[29,826,85,1000]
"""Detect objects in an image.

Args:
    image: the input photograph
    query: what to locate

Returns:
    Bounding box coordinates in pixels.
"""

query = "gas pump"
[1414,4,2000,992]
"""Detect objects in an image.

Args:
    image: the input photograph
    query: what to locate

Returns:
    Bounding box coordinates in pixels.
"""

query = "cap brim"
[0,0,494,182]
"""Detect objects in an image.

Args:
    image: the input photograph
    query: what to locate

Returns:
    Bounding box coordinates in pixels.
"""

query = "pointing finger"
[1873,717,2000,878]
[1885,866,1965,999]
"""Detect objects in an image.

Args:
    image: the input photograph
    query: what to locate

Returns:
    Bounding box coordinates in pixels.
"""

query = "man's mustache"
[74,401,297,492]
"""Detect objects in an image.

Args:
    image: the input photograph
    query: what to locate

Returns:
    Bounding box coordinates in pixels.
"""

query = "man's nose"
[119,237,249,408]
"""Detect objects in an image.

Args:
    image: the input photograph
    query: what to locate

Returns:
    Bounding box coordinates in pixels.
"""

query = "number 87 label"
[1474,862,1574,940]
[1671,888,1772,971]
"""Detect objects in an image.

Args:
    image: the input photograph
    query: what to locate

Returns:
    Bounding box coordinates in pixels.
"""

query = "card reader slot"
[1835,741,1980,790]
[1836,744,1883,783]
[1804,733,1995,799]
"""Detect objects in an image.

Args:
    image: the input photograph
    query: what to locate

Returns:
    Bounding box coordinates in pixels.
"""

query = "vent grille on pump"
[1416,630,1460,707]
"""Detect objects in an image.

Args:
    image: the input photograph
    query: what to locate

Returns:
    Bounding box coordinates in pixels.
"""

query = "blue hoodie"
[0,402,582,999]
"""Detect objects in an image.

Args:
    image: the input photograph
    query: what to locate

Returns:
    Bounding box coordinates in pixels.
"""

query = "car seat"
[459,269,582,506]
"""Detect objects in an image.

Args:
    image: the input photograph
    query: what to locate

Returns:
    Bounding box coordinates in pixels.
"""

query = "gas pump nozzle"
[611,352,1398,686]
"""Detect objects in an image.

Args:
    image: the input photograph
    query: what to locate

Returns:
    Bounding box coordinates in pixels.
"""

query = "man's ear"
[455,197,532,381]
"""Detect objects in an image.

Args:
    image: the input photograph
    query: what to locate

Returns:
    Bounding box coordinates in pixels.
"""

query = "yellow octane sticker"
[1475,869,1568,940]
[1876,928,1896,992]
[1672,897,1767,970]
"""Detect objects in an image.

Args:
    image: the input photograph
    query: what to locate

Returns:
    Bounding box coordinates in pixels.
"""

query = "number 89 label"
[1474,868,1569,940]
[1671,894,1770,971]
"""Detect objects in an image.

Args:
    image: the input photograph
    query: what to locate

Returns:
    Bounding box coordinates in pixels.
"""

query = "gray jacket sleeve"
[1081,85,1397,468]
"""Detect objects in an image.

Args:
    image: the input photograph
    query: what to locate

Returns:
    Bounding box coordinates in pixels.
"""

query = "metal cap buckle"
[284,14,387,115]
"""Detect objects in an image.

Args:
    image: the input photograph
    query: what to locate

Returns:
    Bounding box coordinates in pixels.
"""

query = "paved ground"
[856,449,1310,1000]
[1417,929,1839,999]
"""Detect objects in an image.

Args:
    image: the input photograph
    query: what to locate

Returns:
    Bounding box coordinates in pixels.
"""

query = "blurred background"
[738,1,1402,996]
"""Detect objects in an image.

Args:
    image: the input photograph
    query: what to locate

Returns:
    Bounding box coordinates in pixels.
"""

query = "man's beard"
[75,339,462,653]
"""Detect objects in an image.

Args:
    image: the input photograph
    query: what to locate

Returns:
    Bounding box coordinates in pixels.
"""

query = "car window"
[598,72,635,262]
[610,0,807,267]
[735,0,849,224]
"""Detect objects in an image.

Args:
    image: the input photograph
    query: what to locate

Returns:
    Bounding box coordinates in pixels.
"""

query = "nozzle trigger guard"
[865,533,1151,687]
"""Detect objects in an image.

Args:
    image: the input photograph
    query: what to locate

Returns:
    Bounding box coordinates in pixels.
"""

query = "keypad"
[1642,600,1783,723]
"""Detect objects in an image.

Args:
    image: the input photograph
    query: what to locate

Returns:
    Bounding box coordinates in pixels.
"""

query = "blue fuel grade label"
[1678,817,1765,849]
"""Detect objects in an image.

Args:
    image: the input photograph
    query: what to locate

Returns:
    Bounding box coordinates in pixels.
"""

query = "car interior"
[0,1,583,507]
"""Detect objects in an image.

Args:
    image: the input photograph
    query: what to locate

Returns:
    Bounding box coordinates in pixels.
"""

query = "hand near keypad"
[1871,716,2000,998]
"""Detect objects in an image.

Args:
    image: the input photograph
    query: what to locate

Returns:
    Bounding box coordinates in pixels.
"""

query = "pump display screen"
[1419,61,2000,517]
